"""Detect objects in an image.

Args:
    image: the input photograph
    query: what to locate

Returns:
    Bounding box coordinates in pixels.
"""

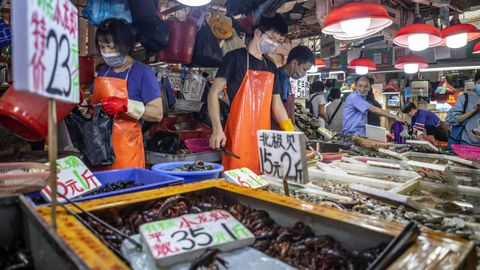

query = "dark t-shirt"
[216,48,281,103]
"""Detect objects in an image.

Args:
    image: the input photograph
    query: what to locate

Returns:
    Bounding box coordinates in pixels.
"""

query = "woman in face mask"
[90,18,164,170]
[446,71,480,146]
[207,14,294,174]
[342,76,403,136]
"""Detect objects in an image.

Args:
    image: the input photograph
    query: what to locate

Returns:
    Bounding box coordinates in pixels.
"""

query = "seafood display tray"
[0,195,88,269]
[401,152,480,170]
[145,150,221,164]
[36,180,476,269]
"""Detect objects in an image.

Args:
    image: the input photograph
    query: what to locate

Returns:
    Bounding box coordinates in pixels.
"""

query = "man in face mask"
[446,71,480,146]
[273,45,314,128]
[208,14,292,173]
[342,76,403,136]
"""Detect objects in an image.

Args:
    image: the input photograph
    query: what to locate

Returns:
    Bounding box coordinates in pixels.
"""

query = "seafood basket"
[0,162,49,194]
[0,195,88,269]
[35,180,476,269]
[145,150,221,164]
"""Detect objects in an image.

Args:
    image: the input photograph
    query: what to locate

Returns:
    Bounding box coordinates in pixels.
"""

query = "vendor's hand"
[474,100,480,111]
[473,128,480,137]
[210,129,227,149]
[101,96,128,116]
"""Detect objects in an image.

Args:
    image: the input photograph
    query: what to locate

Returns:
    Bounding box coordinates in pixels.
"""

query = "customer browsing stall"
[307,81,327,128]
[343,76,403,136]
[325,88,343,134]
[403,103,449,142]
[208,14,294,173]
[91,19,163,169]
[446,71,480,146]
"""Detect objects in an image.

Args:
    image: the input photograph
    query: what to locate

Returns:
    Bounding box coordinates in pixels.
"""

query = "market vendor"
[91,19,163,169]
[343,76,403,136]
[208,14,294,173]
[402,103,449,141]
[446,71,480,146]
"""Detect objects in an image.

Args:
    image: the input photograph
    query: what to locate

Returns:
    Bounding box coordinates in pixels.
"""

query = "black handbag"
[190,23,223,67]
[65,105,115,166]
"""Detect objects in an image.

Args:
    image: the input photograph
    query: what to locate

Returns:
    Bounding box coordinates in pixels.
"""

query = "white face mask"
[257,33,278,54]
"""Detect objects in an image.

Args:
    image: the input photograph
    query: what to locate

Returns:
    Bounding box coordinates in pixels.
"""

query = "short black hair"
[327,88,341,101]
[310,81,325,94]
[95,18,136,56]
[475,71,480,82]
[402,103,417,114]
[355,75,373,85]
[255,13,288,36]
[287,46,315,65]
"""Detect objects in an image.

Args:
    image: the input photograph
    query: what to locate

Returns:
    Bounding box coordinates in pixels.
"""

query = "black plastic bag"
[133,15,170,53]
[65,105,115,166]
[190,23,223,67]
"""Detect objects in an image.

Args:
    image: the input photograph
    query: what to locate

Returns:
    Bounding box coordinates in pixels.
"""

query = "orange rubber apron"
[223,53,274,174]
[91,67,145,170]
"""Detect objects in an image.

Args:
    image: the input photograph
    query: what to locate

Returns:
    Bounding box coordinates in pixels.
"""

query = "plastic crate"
[149,116,212,140]
[184,138,211,153]
[145,150,221,164]
[26,168,183,206]
[151,161,223,183]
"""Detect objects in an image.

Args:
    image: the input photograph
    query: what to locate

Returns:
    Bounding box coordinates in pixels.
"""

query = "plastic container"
[149,116,212,140]
[145,150,221,164]
[0,87,76,141]
[184,138,211,153]
[157,19,197,64]
[151,161,223,183]
[452,144,480,160]
[79,56,96,85]
[26,168,183,206]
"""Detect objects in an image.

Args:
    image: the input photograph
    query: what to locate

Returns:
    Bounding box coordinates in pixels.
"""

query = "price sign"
[42,156,101,202]
[12,0,79,103]
[140,210,255,267]
[257,130,308,184]
[290,77,310,99]
[224,168,269,189]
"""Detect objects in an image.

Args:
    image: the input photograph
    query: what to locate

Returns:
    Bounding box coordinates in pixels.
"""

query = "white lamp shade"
[177,0,211,6]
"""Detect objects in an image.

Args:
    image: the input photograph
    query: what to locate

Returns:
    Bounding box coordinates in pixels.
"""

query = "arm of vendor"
[342,76,402,136]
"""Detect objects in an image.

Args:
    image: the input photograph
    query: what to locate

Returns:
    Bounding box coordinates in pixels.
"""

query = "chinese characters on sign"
[41,156,102,202]
[290,77,309,99]
[140,210,255,267]
[257,130,308,184]
[223,168,269,189]
[12,0,79,103]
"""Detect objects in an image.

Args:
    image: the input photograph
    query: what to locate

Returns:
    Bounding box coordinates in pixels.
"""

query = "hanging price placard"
[224,167,269,189]
[140,210,255,267]
[12,0,79,103]
[257,130,308,184]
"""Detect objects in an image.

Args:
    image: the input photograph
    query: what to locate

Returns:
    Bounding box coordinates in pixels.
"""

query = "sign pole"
[48,98,58,231]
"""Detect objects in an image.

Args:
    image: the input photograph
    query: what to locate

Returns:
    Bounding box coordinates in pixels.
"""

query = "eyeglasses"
[261,31,284,44]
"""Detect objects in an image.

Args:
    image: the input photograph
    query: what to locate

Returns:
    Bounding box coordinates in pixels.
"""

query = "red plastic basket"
[184,138,212,153]
[149,116,212,141]
[451,144,480,160]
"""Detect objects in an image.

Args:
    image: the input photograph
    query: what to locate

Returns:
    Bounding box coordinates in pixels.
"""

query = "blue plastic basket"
[26,168,183,206]
[151,162,223,183]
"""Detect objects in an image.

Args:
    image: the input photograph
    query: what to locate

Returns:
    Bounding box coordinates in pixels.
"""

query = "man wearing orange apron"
[208,14,295,174]
[91,19,163,170]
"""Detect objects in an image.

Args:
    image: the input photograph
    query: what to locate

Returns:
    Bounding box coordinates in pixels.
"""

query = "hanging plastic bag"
[190,23,224,67]
[435,78,456,94]
[133,15,170,53]
[219,29,246,55]
[65,105,115,166]
[82,0,132,26]
[208,11,233,40]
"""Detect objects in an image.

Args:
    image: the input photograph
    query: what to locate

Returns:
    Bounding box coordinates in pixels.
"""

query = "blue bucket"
[151,161,223,183]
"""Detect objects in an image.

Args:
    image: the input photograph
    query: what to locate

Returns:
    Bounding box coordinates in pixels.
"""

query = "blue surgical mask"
[476,83,480,95]
[101,52,126,68]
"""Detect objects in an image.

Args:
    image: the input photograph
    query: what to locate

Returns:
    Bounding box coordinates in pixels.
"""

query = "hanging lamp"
[322,2,392,41]
[307,58,326,73]
[393,3,442,51]
[177,0,211,6]
[348,56,376,75]
[440,15,480,49]
[394,55,428,74]
[473,42,480,54]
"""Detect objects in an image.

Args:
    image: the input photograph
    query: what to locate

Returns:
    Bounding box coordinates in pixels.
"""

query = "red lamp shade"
[473,41,480,54]
[440,24,480,48]
[394,55,428,74]
[394,55,428,69]
[348,58,376,75]
[393,24,442,51]
[315,58,326,67]
[322,2,392,41]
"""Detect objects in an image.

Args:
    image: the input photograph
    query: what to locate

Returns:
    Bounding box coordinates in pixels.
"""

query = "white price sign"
[290,77,309,99]
[257,130,308,184]
[140,210,255,267]
[12,0,79,103]
[224,167,269,189]
[42,156,101,202]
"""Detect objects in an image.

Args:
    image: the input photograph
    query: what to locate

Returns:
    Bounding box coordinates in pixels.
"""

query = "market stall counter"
[36,180,476,269]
